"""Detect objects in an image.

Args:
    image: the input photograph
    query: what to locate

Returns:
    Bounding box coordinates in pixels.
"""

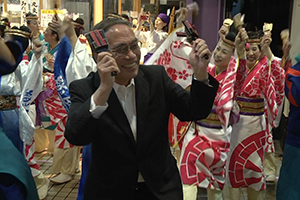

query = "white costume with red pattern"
[45,38,96,150]
[44,73,70,149]
[180,54,247,190]
[226,56,278,191]
[14,54,44,178]
[145,27,194,146]
[8,53,49,197]
[265,57,285,153]
[48,38,96,175]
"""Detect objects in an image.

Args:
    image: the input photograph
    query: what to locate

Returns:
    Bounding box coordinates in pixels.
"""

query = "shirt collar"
[113,78,135,92]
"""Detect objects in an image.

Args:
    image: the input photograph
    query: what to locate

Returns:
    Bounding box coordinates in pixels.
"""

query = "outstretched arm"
[175,8,187,28]
[49,16,77,51]
[134,8,146,33]
[260,31,273,61]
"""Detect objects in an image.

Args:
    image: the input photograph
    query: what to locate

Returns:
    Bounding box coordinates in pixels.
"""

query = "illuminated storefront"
[1,0,185,31]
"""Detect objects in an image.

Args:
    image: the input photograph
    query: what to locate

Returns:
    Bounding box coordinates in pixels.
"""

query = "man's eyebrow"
[111,38,138,49]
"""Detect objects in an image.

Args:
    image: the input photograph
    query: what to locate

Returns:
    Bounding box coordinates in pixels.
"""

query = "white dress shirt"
[113,79,137,140]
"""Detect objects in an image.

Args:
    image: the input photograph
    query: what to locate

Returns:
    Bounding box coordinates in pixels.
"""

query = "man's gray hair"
[92,17,132,32]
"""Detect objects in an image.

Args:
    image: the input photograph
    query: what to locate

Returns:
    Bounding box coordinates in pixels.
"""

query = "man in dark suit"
[64,17,219,200]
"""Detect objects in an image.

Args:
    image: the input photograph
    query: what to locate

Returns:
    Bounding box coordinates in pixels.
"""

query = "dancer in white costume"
[47,16,96,184]
[260,25,290,183]
[224,30,279,200]
[179,27,248,200]
[134,11,170,63]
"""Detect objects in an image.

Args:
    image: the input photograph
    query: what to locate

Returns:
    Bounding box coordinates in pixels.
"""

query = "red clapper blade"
[86,29,118,76]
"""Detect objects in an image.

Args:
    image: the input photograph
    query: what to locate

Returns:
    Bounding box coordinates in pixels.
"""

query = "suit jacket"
[65,65,219,200]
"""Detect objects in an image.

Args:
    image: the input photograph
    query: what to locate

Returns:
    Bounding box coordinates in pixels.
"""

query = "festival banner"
[20,0,29,25]
[41,9,68,28]
[29,0,39,16]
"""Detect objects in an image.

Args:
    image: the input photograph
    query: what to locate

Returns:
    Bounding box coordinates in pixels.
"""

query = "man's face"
[106,24,141,85]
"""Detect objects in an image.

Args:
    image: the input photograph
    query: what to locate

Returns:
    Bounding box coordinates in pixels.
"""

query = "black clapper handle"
[182,20,209,60]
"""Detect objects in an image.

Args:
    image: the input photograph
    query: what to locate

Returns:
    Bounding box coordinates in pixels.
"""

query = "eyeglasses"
[110,39,140,58]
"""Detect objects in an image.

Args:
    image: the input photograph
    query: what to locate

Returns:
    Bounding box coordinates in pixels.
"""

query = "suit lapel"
[107,91,136,144]
[134,70,149,147]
